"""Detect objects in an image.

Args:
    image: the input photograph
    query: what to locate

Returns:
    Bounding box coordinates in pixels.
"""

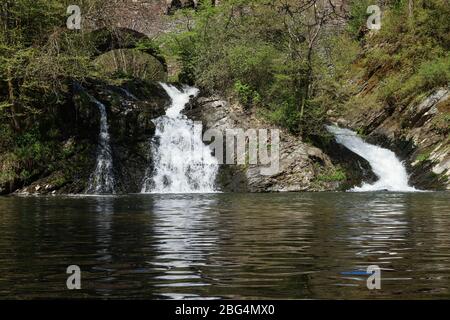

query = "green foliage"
[416,152,431,163]
[0,125,62,185]
[163,0,342,136]
[233,81,261,109]
[0,0,66,47]
[385,56,449,102]
[0,0,113,189]
[0,152,19,185]
[414,57,450,89]
[347,0,373,37]
[226,43,279,92]
[135,37,167,69]
[0,0,107,132]
[318,167,347,182]
[336,0,450,117]
[266,101,302,133]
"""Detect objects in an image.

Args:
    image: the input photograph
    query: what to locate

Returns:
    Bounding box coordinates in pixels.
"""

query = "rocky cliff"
[4,80,446,195]
[186,93,374,192]
[336,87,450,190]
[7,80,170,195]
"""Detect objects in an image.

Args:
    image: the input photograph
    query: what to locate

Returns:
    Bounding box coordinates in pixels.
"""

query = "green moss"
[51,175,69,188]
[94,49,167,82]
[416,152,431,163]
[318,167,347,182]
[356,127,367,137]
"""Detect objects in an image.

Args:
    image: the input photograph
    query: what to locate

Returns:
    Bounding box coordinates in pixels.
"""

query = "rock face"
[14,80,170,195]
[346,88,450,190]
[186,94,348,192]
[10,80,437,195]
[94,49,168,82]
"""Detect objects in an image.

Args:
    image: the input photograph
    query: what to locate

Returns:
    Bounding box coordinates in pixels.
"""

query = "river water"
[0,192,449,299]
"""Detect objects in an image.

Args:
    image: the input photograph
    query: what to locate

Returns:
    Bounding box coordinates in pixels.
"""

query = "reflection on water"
[0,192,449,299]
[151,196,220,299]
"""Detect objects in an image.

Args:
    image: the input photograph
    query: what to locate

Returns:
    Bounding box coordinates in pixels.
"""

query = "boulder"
[186,94,343,192]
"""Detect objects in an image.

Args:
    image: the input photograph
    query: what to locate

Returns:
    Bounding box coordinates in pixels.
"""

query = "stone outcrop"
[186,94,349,192]
[343,87,450,190]
[7,82,445,195]
[14,80,170,195]
[94,49,167,82]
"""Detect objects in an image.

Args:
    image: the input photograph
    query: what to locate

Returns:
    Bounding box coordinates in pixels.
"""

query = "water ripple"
[0,192,449,299]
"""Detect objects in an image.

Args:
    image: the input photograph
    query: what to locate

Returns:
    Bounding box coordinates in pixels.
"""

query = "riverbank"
[1,1,448,194]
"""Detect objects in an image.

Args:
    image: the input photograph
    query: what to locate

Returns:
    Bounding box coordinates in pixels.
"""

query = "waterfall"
[86,96,115,194]
[141,83,219,194]
[326,125,417,192]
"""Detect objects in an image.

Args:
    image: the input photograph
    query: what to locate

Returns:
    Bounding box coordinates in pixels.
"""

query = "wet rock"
[78,80,170,194]
[12,79,171,195]
[350,87,450,190]
[187,93,341,192]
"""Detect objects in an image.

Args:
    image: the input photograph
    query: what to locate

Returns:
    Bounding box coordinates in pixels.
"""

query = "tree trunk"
[3,1,20,130]
[7,66,20,131]
[408,0,414,18]
[301,44,314,119]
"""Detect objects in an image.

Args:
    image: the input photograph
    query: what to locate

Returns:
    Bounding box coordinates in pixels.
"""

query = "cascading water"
[86,96,115,194]
[141,83,219,193]
[326,125,417,192]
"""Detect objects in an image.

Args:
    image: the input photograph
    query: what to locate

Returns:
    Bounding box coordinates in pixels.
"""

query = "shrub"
[233,81,261,109]
[318,167,347,182]
[347,0,374,38]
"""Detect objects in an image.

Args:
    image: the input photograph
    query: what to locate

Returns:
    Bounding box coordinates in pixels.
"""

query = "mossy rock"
[94,49,167,82]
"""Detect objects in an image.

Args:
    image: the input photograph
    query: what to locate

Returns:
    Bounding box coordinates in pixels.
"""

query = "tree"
[163,0,348,135]
[0,0,102,132]
[275,0,346,119]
